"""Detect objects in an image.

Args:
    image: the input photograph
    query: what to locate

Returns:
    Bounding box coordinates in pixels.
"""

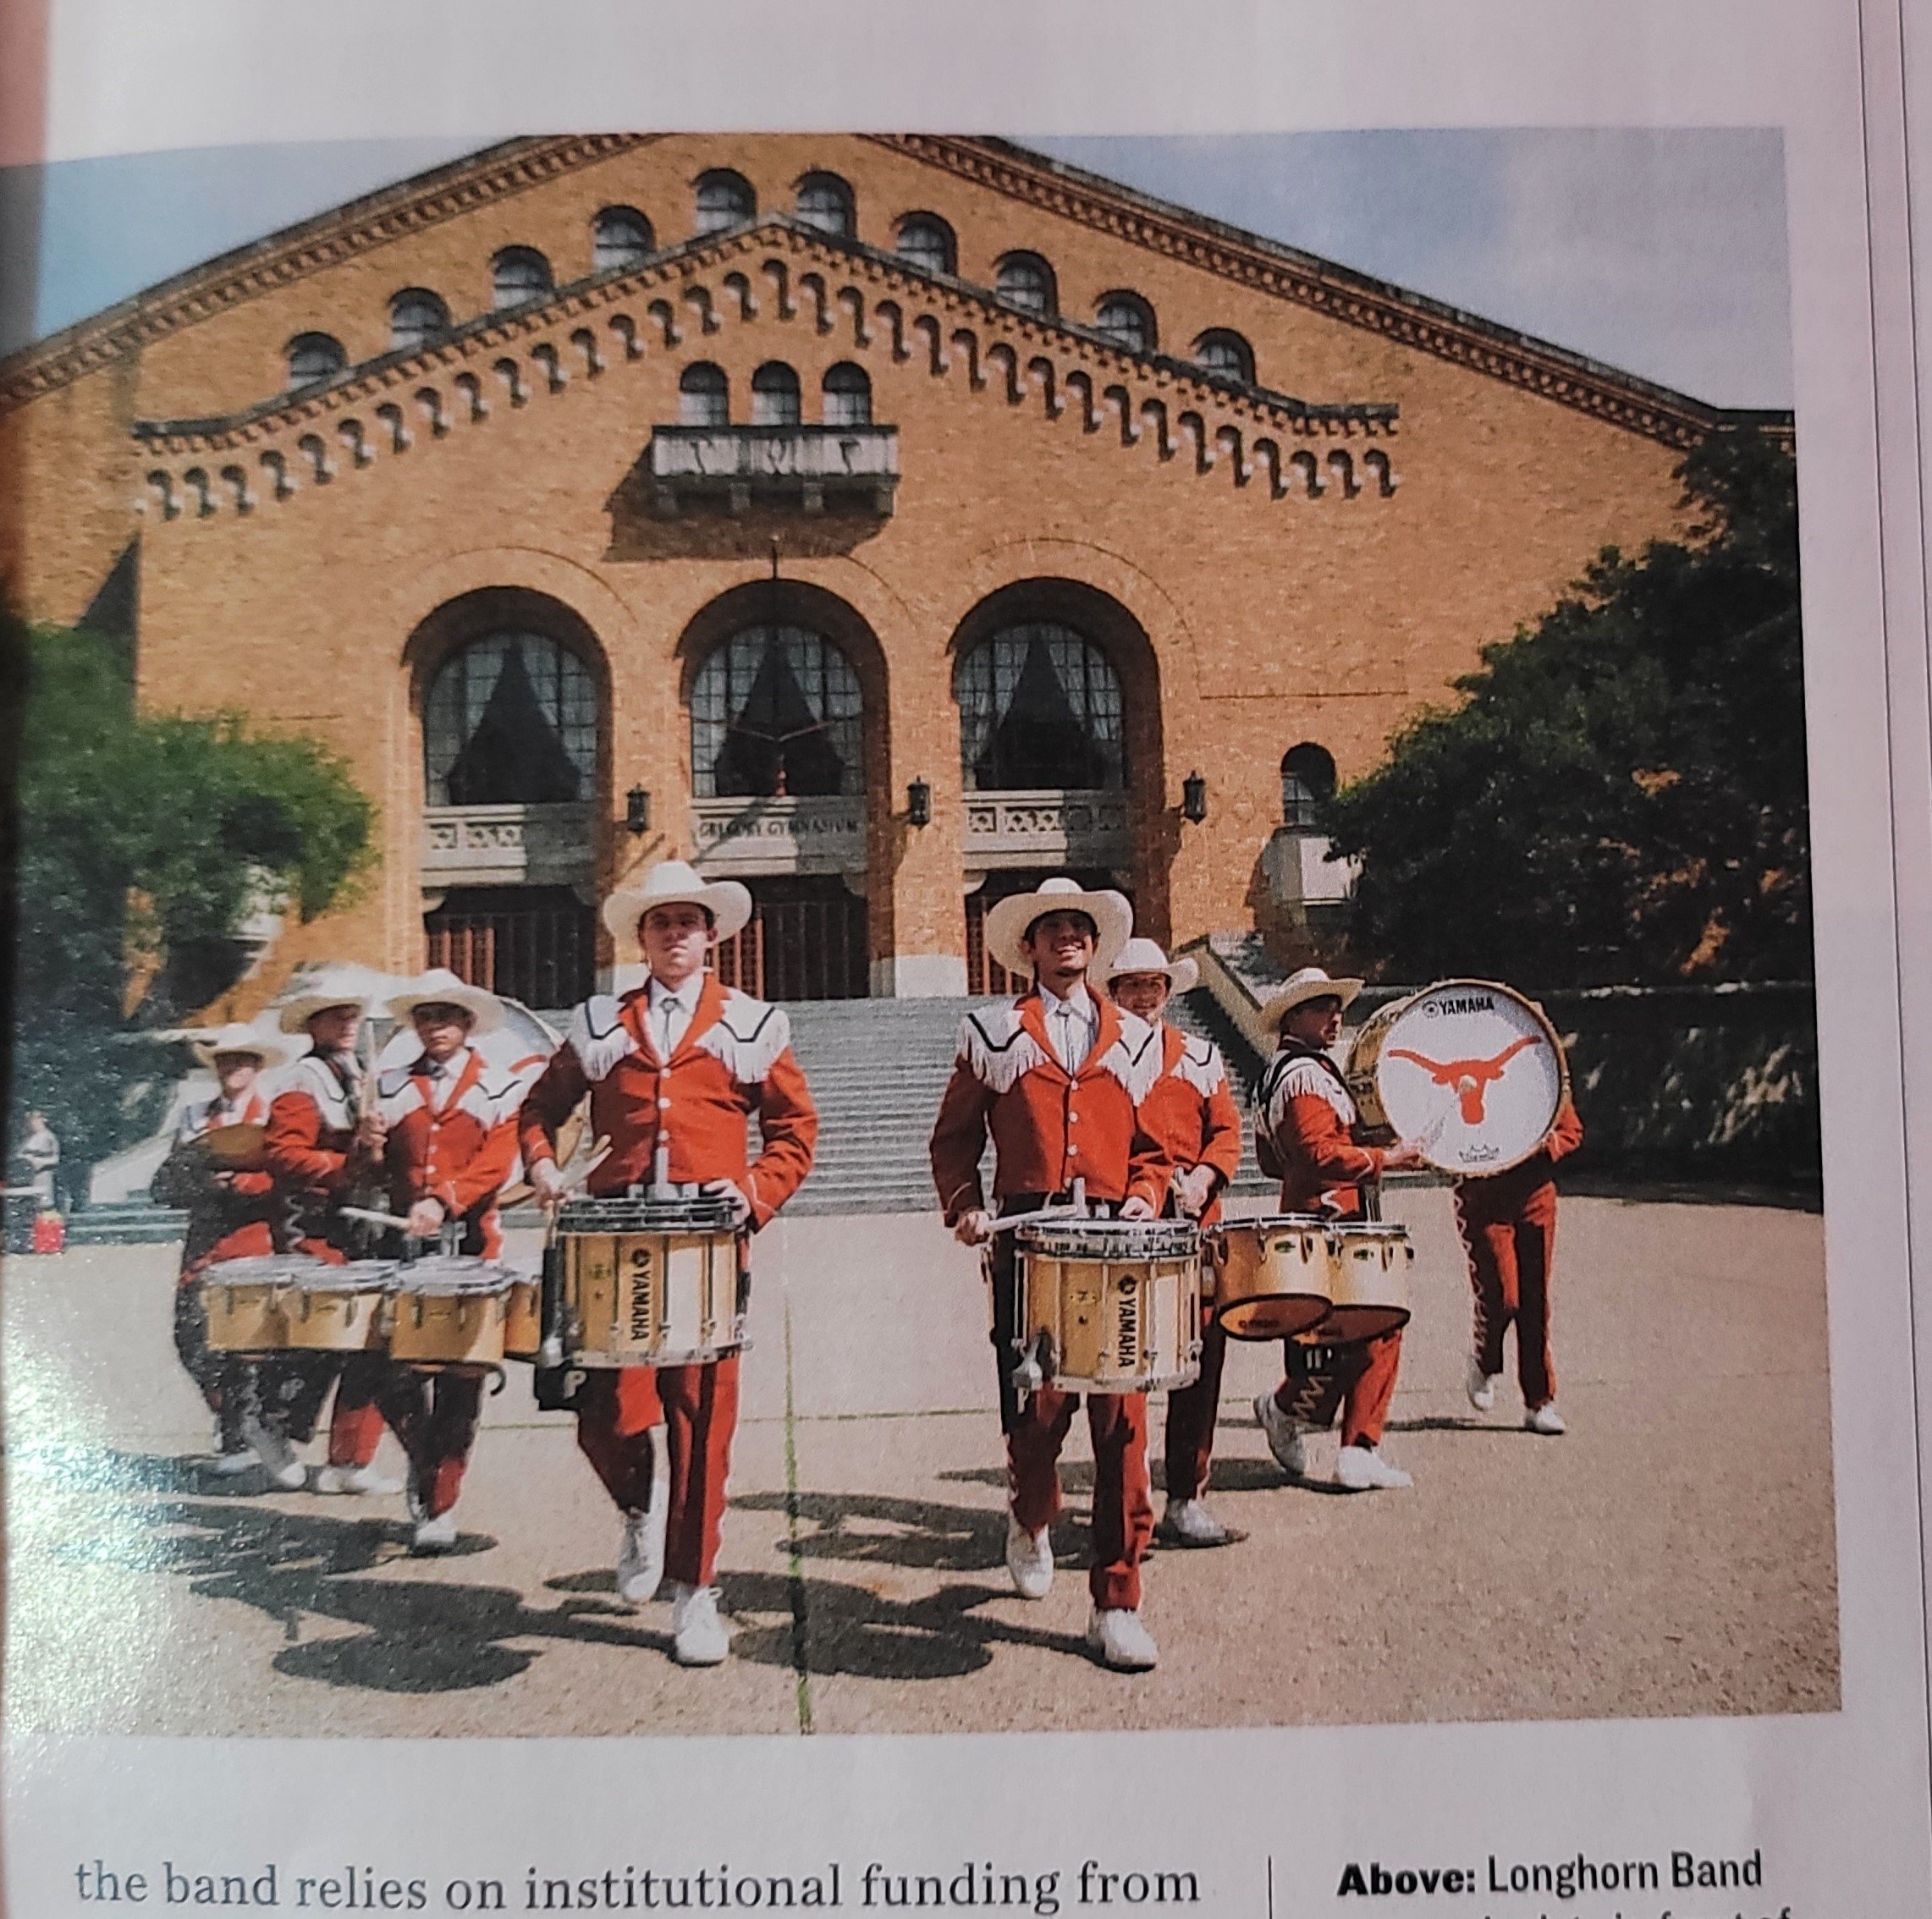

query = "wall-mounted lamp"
[906,778,932,828]
[625,784,652,836]
[1181,770,1208,824]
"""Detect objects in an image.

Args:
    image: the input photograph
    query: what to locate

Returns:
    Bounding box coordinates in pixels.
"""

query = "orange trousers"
[1272,1329,1403,1449]
[1454,1184,1559,1410]
[575,1360,740,1588]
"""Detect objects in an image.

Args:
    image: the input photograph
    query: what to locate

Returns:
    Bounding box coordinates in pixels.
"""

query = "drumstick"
[339,1203,414,1232]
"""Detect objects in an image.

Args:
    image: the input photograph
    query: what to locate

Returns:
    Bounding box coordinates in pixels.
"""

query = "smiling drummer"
[368,969,525,1553]
[520,860,818,1668]
[152,1022,288,1476]
[1252,968,1425,1493]
[1099,940,1247,1550]
[929,877,1170,1672]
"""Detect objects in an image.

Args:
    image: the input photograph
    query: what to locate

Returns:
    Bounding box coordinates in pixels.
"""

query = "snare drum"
[201,1253,326,1353]
[1318,1222,1414,1342]
[1207,1214,1333,1339]
[283,1261,396,1353]
[1014,1217,1202,1394]
[556,1196,745,1368]
[503,1273,542,1361]
[388,1257,515,1366]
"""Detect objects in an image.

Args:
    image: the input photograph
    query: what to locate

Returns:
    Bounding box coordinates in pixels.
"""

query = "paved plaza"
[3,1188,1838,1737]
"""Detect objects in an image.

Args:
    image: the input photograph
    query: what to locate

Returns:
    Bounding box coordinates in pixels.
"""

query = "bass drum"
[1346,978,1567,1176]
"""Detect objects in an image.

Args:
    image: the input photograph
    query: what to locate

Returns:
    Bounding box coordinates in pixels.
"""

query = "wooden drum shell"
[282,1265,395,1354]
[388,1277,512,1367]
[1208,1215,1334,1339]
[1317,1223,1414,1343]
[561,1228,744,1368]
[1016,1221,1203,1394]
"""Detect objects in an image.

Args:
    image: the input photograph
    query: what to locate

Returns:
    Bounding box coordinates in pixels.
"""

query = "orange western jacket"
[1136,1024,1245,1226]
[1257,1041,1385,1218]
[372,1046,524,1256]
[519,973,817,1229]
[266,1050,375,1254]
[1453,1097,1584,1221]
[929,989,1170,1218]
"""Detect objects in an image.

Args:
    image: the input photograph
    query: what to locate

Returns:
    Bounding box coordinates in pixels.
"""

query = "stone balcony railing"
[646,425,899,515]
[963,789,1131,867]
[691,795,867,875]
[421,802,593,889]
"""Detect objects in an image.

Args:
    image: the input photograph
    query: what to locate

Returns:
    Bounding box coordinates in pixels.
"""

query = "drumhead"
[1018,1218,1199,1259]
[202,1254,330,1285]
[557,1196,740,1234]
[1329,1223,1412,1245]
[1364,979,1565,1175]
[1209,1212,1329,1238]
[394,1256,513,1295]
[292,1259,396,1294]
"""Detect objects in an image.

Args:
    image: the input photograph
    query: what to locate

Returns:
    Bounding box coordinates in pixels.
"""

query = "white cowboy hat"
[190,1021,289,1070]
[983,876,1134,979]
[602,858,752,954]
[274,964,380,1033]
[1261,965,1365,1030]
[385,968,505,1036]
[1098,937,1199,996]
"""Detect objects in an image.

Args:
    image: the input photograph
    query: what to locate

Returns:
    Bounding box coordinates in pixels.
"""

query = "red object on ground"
[31,1212,66,1254]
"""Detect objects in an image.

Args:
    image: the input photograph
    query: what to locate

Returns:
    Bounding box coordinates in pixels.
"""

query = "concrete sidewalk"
[3,1189,1837,1736]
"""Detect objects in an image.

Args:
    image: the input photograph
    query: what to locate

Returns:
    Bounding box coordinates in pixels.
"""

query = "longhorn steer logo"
[1384,1034,1543,1124]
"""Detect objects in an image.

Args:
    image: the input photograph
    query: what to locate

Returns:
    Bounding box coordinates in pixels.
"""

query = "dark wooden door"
[425,885,594,1010]
[711,877,867,1000]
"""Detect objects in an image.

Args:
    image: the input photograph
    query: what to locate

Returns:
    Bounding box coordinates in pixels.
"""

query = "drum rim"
[1017,1222,1200,1253]
[1208,1213,1330,1236]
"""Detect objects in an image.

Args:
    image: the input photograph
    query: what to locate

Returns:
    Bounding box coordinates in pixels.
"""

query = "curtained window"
[425,633,597,806]
[691,627,864,799]
[955,624,1126,790]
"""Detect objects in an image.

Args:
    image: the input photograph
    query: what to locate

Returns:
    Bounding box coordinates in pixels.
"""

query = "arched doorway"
[952,585,1157,992]
[414,594,604,1009]
[688,619,869,999]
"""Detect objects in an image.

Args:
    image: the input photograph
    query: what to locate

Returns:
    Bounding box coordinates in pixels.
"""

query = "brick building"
[0,135,1785,1009]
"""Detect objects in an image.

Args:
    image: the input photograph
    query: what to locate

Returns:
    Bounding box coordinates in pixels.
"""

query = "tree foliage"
[8,615,375,1176]
[1321,427,1808,987]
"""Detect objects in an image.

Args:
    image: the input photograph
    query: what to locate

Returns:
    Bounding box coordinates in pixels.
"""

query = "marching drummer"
[261,966,402,1498]
[930,878,1170,1672]
[1456,1086,1583,1435]
[151,1022,287,1476]
[1252,968,1425,1493]
[368,970,526,1552]
[520,860,818,1668]
[1100,939,1247,1551]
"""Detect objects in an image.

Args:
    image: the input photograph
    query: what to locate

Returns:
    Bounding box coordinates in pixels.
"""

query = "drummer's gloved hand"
[952,1210,993,1247]
[529,1159,570,1208]
[1118,1196,1156,1221]
[702,1179,752,1227]
[406,1196,447,1240]
[1171,1166,1215,1218]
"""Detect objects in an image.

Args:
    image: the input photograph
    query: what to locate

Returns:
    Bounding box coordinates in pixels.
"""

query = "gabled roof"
[3,131,1787,450]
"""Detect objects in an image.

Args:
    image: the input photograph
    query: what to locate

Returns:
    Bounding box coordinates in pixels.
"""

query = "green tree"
[1321,426,1808,987]
[7,614,375,1186]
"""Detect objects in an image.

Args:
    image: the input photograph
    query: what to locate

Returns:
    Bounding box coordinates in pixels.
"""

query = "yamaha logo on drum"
[1422,993,1496,1016]
[627,1244,656,1344]
[1116,1275,1139,1366]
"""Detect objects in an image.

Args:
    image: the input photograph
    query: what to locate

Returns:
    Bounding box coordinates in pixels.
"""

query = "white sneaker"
[311,1462,402,1496]
[1159,1498,1245,1548]
[1087,1606,1159,1671]
[1253,1392,1309,1478]
[410,1510,460,1554]
[1335,1444,1413,1492]
[1005,1512,1054,1599]
[239,1416,307,1491]
[209,1447,259,1478]
[670,1583,729,1666]
[1525,1403,1567,1436]
[616,1500,668,1605]
[1466,1356,1500,1413]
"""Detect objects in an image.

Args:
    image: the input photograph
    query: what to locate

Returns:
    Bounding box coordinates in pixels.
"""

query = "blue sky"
[1,129,1791,408]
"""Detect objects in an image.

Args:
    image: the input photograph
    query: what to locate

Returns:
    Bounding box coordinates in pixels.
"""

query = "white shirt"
[417,1047,471,1113]
[1037,980,1098,1073]
[647,973,703,1060]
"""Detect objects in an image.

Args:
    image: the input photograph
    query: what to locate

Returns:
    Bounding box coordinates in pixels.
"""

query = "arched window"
[751,362,801,427]
[680,362,729,427]
[955,624,1126,791]
[691,627,865,798]
[425,633,597,807]
[694,169,755,234]
[388,289,450,354]
[1281,742,1337,828]
[1094,292,1156,355]
[794,172,854,236]
[894,212,955,277]
[491,247,553,311]
[821,362,872,427]
[593,206,654,272]
[1193,328,1256,386]
[285,333,347,388]
[994,252,1056,318]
